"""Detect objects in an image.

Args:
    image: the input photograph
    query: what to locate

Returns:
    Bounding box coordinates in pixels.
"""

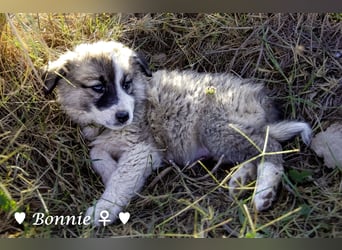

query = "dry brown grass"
[0,13,341,238]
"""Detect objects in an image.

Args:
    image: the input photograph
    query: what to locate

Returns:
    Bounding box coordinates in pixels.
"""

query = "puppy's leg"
[90,146,118,186]
[229,162,257,197]
[269,121,312,145]
[254,161,283,211]
[86,143,162,226]
[229,160,283,211]
[200,122,284,211]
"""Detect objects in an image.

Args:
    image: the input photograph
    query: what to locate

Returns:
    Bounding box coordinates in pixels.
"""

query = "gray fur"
[43,41,312,226]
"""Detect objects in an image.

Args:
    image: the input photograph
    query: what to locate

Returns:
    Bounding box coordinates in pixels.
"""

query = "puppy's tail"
[268,121,312,145]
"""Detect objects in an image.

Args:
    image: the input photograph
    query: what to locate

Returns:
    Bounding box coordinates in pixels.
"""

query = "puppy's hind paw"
[253,162,283,211]
[254,189,277,211]
[229,162,257,198]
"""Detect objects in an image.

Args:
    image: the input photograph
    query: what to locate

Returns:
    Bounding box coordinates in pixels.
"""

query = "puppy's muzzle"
[116,111,130,124]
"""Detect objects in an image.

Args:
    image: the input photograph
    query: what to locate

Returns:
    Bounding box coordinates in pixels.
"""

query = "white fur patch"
[254,162,283,211]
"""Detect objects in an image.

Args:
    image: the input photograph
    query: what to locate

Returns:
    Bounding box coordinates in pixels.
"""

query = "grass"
[0,13,341,238]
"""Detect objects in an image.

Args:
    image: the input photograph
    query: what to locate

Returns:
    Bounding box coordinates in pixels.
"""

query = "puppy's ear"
[41,50,75,95]
[134,52,152,77]
[41,56,72,95]
[41,67,66,95]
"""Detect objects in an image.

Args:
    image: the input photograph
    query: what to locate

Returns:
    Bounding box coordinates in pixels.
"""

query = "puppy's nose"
[116,111,129,124]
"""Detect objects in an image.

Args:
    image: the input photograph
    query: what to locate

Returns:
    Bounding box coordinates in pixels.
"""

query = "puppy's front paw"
[85,200,121,226]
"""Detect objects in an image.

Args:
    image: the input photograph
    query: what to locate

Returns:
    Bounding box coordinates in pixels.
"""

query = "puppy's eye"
[91,84,105,94]
[121,79,133,92]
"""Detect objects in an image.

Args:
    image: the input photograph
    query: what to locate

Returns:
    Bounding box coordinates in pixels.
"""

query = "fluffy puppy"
[43,41,312,226]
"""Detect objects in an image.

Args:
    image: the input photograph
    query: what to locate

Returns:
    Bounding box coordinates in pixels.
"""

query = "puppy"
[43,41,312,226]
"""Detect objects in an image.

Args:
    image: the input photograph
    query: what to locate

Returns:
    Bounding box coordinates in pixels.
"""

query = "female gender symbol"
[98,210,111,226]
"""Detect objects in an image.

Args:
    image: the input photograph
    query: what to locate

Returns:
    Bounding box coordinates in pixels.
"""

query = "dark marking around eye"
[99,75,106,84]
[80,56,119,110]
[95,81,118,110]
[91,84,105,93]
[81,83,104,94]
[121,75,133,94]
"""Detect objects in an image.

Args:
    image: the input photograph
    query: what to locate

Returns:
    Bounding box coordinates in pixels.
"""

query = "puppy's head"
[42,41,151,130]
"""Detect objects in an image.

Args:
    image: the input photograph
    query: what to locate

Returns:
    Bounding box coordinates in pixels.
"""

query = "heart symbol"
[14,212,26,224]
[118,212,130,224]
